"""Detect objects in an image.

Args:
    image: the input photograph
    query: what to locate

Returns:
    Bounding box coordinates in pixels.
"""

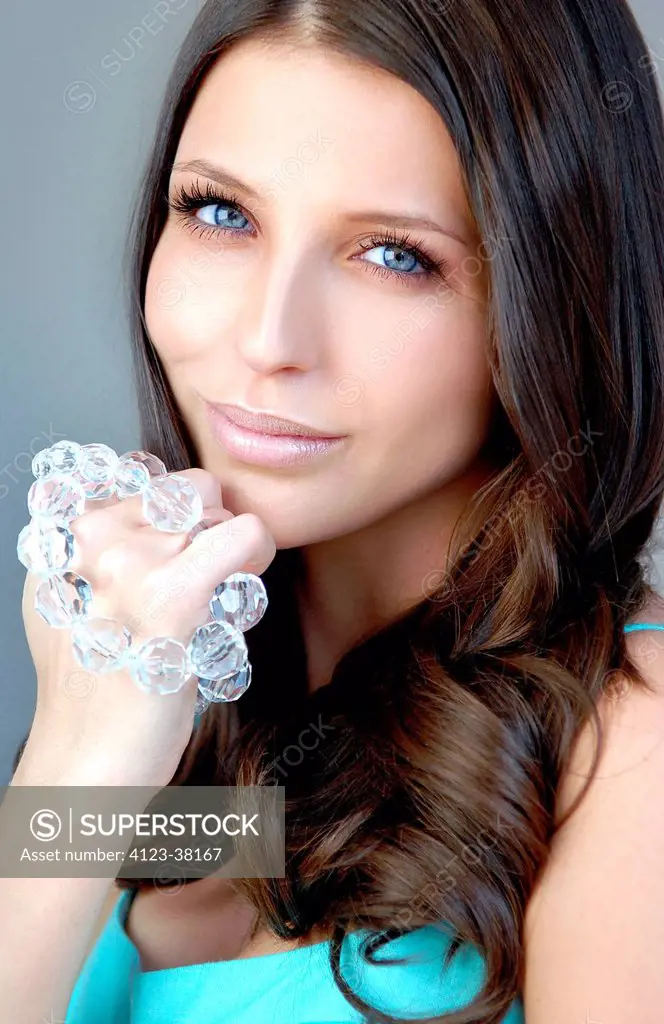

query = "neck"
[294,457,497,693]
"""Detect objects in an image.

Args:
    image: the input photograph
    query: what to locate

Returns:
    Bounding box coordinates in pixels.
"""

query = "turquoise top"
[66,886,525,1022]
[65,622,664,1023]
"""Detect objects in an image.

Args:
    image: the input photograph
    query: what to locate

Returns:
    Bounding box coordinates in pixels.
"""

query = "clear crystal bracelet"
[16,440,268,715]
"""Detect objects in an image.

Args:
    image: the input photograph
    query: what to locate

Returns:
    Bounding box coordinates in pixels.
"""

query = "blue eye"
[168,180,449,285]
[361,243,424,275]
[356,230,445,283]
[196,202,251,231]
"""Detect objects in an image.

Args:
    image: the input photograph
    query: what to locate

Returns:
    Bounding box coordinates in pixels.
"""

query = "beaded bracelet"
[16,440,267,713]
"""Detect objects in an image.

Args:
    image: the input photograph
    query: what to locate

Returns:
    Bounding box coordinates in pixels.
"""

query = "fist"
[19,468,276,786]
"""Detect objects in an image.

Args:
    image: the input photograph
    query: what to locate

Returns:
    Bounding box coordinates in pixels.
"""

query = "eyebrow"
[171,158,472,247]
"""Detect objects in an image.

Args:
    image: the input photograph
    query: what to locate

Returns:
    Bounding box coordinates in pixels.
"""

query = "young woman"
[4,0,664,1021]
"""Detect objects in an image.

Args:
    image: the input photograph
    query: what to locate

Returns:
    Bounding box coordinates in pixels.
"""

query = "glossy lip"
[204,401,347,468]
[212,402,342,439]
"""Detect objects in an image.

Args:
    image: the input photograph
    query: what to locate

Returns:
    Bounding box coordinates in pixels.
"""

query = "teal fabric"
[65,622,662,1023]
[66,886,525,1023]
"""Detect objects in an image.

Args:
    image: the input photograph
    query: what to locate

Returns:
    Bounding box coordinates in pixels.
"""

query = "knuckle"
[232,513,276,568]
[172,467,222,508]
[176,466,215,491]
[193,514,274,575]
[95,539,135,584]
[69,507,114,546]
[178,467,208,484]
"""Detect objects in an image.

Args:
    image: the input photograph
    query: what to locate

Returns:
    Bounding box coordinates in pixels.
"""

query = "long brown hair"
[114,1,664,1020]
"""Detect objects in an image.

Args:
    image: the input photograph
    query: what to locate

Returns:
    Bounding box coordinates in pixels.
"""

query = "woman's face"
[145,37,495,549]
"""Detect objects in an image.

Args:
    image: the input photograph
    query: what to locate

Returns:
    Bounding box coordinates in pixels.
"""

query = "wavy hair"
[110,1,664,1020]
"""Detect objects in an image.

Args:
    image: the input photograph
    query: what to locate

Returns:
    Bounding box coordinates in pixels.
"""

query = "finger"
[67,515,184,586]
[67,509,237,588]
[70,469,227,561]
[161,513,276,613]
[188,509,234,542]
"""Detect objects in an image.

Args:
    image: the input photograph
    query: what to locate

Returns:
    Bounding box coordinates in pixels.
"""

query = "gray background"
[1,1,663,784]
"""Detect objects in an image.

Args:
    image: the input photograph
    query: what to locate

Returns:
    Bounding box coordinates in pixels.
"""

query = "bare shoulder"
[549,591,664,823]
[522,594,664,1022]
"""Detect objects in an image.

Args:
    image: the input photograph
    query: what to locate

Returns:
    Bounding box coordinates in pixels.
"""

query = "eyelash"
[166,180,450,286]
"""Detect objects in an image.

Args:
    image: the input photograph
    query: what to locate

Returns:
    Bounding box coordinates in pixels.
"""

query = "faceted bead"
[31,441,82,480]
[27,475,86,525]
[34,571,93,628]
[17,519,74,575]
[31,449,54,480]
[187,619,247,681]
[75,443,118,500]
[49,440,83,475]
[114,457,149,498]
[114,450,168,498]
[209,572,268,632]
[194,688,212,716]
[197,660,252,703]
[71,617,131,674]
[142,473,203,533]
[127,637,192,695]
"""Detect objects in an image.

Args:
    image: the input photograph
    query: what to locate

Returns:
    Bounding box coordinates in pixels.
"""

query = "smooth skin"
[4,35,664,1024]
[145,38,498,693]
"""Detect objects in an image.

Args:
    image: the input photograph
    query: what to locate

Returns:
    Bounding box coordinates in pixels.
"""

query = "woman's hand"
[18,468,276,787]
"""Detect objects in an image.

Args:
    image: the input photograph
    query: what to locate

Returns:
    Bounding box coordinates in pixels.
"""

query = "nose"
[235,249,322,375]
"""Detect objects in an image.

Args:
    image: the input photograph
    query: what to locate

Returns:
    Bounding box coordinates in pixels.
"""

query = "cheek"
[349,296,493,476]
[144,230,243,367]
[144,238,192,366]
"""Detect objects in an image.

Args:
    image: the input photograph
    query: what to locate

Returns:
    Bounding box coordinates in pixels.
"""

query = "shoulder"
[548,591,664,823]
[523,595,664,1022]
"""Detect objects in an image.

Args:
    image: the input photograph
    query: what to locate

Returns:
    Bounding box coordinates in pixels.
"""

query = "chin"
[259,515,335,551]
[208,488,311,549]
[199,457,356,548]
[250,507,350,551]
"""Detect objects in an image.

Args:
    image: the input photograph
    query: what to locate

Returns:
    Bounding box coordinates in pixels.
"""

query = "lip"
[214,402,341,438]
[204,402,346,467]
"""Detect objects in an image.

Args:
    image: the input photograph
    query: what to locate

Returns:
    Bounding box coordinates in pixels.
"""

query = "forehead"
[174,37,475,240]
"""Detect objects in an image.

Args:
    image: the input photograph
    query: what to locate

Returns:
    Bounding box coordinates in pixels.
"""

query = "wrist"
[11,734,173,789]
